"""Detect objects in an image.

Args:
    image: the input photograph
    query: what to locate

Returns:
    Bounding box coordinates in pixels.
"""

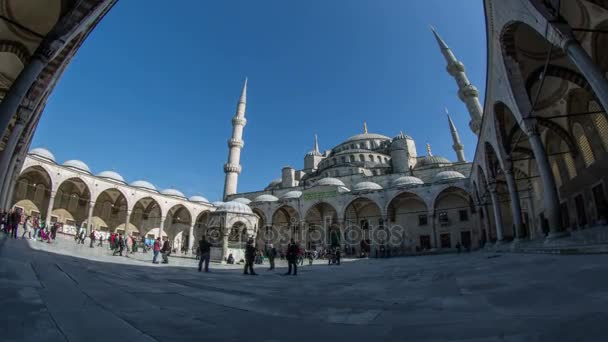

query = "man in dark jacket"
[266,243,277,271]
[89,230,96,248]
[161,239,171,264]
[285,239,299,276]
[113,235,124,256]
[198,236,212,272]
[243,238,257,275]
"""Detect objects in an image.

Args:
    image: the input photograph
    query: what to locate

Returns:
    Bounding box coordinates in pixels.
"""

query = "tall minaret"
[431,27,483,135]
[223,78,247,200]
[446,108,466,162]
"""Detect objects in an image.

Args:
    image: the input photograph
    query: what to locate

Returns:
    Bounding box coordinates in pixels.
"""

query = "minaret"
[313,134,320,155]
[431,26,483,135]
[446,108,466,162]
[426,143,433,156]
[223,78,247,200]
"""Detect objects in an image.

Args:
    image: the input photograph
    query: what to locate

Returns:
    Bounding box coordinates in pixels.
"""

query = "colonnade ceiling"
[19,165,51,187]
[304,202,338,225]
[133,197,161,215]
[345,197,381,220]
[57,177,90,198]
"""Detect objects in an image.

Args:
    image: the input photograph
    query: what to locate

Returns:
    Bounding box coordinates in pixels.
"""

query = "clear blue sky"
[32,0,487,201]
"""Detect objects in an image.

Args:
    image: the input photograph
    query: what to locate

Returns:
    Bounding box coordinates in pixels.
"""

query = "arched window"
[561,141,577,180]
[377,156,382,163]
[332,158,337,165]
[359,154,365,161]
[368,154,374,161]
[551,161,562,188]
[573,123,595,167]
[341,156,346,163]
[588,101,608,152]
[349,155,355,162]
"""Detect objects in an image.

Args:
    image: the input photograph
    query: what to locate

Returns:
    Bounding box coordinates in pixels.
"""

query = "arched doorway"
[433,186,476,250]
[91,188,128,237]
[130,197,162,239]
[304,202,338,251]
[270,205,300,251]
[343,197,382,257]
[51,178,91,235]
[163,205,192,254]
[387,192,429,252]
[11,165,52,221]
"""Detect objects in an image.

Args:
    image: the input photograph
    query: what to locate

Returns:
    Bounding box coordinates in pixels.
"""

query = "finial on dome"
[426,143,433,157]
[399,130,405,138]
[363,122,368,134]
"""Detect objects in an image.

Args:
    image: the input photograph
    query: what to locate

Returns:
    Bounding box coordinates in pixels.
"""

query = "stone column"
[158,216,166,240]
[562,36,608,119]
[188,222,195,254]
[0,116,25,194]
[45,193,56,227]
[429,210,438,249]
[526,121,564,237]
[504,158,525,241]
[86,201,95,233]
[124,210,131,234]
[488,181,505,242]
[0,153,20,210]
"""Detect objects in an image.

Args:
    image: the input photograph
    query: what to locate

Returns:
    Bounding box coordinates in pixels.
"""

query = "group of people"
[1,209,61,243]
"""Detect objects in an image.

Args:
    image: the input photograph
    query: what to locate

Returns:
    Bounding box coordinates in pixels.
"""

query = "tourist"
[285,239,298,276]
[50,223,58,240]
[21,216,31,239]
[152,237,161,264]
[31,217,39,241]
[243,238,257,275]
[161,239,170,264]
[89,230,96,248]
[10,209,19,239]
[227,253,234,264]
[131,234,136,253]
[97,231,104,247]
[113,234,124,256]
[124,234,130,255]
[266,243,277,270]
[198,236,211,272]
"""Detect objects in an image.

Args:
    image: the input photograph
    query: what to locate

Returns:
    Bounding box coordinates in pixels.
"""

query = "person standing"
[21,216,31,239]
[161,239,170,264]
[198,236,211,272]
[243,238,257,275]
[266,243,277,271]
[285,239,298,276]
[131,234,136,253]
[152,237,161,264]
[113,235,124,256]
[31,217,39,241]
[89,230,96,248]
[10,209,19,239]
[97,231,104,247]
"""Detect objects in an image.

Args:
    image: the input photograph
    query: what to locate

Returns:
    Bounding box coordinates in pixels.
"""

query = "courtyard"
[1,236,608,341]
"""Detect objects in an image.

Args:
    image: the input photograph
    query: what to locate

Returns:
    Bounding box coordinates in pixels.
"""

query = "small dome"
[345,133,390,143]
[392,132,413,140]
[233,197,252,204]
[130,180,157,191]
[254,194,279,202]
[353,181,383,192]
[63,160,91,173]
[393,176,424,187]
[314,177,345,187]
[97,171,125,183]
[281,190,302,199]
[161,188,185,198]
[212,201,225,207]
[434,171,466,182]
[189,195,210,203]
[416,155,451,168]
[265,178,282,190]
[29,148,55,162]
[216,201,253,214]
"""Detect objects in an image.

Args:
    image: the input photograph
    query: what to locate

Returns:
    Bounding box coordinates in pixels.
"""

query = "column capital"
[523,118,541,137]
[487,180,499,193]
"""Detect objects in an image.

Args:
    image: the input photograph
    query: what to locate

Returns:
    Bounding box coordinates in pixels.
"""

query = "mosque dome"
[281,190,302,199]
[254,194,279,202]
[392,176,424,187]
[97,171,125,183]
[212,201,225,207]
[345,133,390,143]
[130,180,157,191]
[29,148,55,162]
[352,181,383,192]
[416,155,451,168]
[434,171,466,182]
[392,131,413,140]
[161,188,185,198]
[216,201,253,214]
[233,197,252,204]
[189,195,210,203]
[63,160,91,173]
[314,177,345,187]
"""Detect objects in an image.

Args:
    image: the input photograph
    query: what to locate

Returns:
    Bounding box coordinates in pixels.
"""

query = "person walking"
[97,231,104,247]
[243,238,257,275]
[10,209,19,239]
[161,239,170,264]
[198,236,211,272]
[266,243,277,271]
[131,234,136,253]
[21,216,31,239]
[89,230,96,248]
[113,235,124,256]
[152,237,161,264]
[285,239,298,276]
[31,217,39,241]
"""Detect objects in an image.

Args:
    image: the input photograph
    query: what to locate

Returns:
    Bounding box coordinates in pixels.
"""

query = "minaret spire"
[426,143,433,157]
[223,78,248,200]
[314,134,320,154]
[446,108,466,162]
[431,27,483,135]
[363,122,368,134]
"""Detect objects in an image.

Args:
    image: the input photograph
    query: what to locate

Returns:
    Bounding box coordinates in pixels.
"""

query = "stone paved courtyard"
[2,237,608,342]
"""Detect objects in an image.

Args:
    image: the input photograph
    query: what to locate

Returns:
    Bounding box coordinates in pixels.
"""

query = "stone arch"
[52,177,91,233]
[269,205,301,248]
[91,188,128,234]
[0,40,31,65]
[12,165,53,219]
[485,142,503,180]
[304,202,339,249]
[343,197,383,256]
[130,197,162,238]
[592,19,608,73]
[193,210,211,242]
[433,186,477,247]
[163,204,193,251]
[386,191,429,251]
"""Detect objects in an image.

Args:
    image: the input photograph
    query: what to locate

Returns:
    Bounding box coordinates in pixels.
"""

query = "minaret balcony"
[224,163,242,173]
[232,117,247,126]
[458,84,479,100]
[447,61,465,75]
[228,138,244,148]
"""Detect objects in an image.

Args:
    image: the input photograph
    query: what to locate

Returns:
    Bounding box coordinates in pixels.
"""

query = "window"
[349,155,355,162]
[350,144,355,149]
[377,156,382,163]
[588,101,608,152]
[332,158,337,165]
[50,216,58,224]
[341,156,346,163]
[573,123,595,167]
[438,212,449,225]
[440,233,451,248]
[369,154,374,161]
[65,219,75,226]
[359,154,365,161]
[418,214,428,226]
[100,226,109,232]
[551,160,562,188]
[561,141,577,179]
[459,210,469,222]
